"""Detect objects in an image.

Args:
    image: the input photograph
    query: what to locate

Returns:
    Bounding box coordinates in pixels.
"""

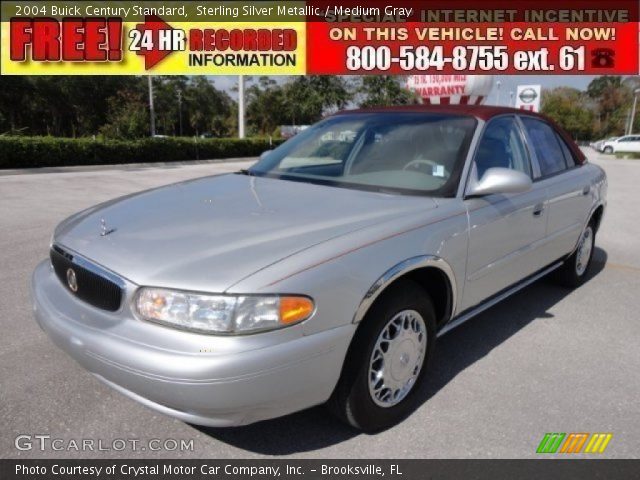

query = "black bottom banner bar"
[2,459,639,480]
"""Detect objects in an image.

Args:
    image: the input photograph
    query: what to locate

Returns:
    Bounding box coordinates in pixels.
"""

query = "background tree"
[356,76,418,107]
[184,77,234,137]
[0,76,140,137]
[579,75,637,137]
[100,88,149,139]
[541,87,594,140]
[5,75,640,142]
[307,76,353,113]
[0,77,34,134]
[0,75,237,139]
[586,76,623,99]
[281,76,353,125]
[246,76,286,135]
[153,76,189,136]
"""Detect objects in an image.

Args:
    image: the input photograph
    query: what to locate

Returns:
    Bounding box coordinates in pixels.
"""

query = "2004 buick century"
[32,105,606,431]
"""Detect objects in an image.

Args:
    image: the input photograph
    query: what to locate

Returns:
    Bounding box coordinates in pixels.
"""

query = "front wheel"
[603,146,613,154]
[553,223,595,288]
[328,279,436,432]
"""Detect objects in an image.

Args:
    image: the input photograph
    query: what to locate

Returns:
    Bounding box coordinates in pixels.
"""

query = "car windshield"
[248,112,477,196]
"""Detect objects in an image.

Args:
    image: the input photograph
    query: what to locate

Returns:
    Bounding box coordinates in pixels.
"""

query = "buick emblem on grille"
[100,218,116,237]
[66,268,78,292]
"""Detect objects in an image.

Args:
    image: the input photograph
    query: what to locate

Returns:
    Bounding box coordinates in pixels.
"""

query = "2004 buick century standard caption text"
[32,105,606,432]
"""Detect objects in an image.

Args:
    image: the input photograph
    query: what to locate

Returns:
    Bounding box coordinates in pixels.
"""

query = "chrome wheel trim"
[575,226,594,276]
[368,309,427,408]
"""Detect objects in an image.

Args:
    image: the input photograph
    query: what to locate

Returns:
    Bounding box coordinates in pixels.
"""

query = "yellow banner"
[1,15,305,75]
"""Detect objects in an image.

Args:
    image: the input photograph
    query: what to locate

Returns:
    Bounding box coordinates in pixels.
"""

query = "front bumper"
[31,260,355,426]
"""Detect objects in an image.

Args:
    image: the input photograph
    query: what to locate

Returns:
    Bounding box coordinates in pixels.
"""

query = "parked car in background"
[591,136,618,151]
[601,135,640,154]
[32,105,607,432]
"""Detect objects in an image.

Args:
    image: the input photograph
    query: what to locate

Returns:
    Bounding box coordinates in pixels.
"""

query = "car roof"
[336,104,548,121]
[334,104,587,165]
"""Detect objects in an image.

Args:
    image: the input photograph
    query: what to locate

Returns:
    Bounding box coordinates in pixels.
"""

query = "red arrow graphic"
[134,15,175,70]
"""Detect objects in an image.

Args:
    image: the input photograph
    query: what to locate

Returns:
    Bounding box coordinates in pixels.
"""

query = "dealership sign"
[515,85,542,112]
[406,75,493,105]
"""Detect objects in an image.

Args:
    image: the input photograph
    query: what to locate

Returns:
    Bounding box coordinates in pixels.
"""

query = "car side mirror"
[260,150,273,160]
[467,167,532,197]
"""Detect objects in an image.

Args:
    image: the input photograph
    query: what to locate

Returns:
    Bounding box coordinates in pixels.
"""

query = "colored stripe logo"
[537,433,612,454]
[584,433,614,453]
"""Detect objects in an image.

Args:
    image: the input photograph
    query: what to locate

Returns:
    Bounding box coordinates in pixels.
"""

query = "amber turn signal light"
[279,296,315,324]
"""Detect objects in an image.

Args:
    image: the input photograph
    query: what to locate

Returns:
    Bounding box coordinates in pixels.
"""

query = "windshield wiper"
[238,168,254,176]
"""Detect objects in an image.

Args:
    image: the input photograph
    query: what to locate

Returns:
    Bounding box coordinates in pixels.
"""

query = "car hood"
[54,174,437,292]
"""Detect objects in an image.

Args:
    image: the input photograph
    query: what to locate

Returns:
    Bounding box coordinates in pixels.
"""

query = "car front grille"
[50,245,123,312]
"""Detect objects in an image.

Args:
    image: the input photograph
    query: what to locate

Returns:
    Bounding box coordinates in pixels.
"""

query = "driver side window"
[474,116,532,180]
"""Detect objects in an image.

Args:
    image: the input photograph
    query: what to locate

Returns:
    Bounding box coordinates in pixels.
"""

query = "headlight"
[134,288,314,334]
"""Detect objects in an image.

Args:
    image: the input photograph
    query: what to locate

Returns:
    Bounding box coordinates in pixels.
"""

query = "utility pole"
[628,88,640,135]
[495,80,502,106]
[177,90,183,136]
[238,75,245,139]
[148,76,156,137]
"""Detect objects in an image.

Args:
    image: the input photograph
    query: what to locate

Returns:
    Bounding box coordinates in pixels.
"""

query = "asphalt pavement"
[1,150,639,459]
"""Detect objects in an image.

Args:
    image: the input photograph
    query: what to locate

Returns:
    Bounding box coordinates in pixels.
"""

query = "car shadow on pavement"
[194,248,607,455]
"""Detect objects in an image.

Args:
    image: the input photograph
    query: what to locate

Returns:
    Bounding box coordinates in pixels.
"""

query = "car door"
[630,136,640,152]
[519,116,593,266]
[612,135,633,152]
[461,115,548,311]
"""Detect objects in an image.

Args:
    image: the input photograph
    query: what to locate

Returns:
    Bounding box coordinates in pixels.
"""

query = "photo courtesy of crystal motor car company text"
[1,0,640,477]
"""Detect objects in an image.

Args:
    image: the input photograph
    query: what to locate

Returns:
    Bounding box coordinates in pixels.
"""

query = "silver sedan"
[32,105,606,432]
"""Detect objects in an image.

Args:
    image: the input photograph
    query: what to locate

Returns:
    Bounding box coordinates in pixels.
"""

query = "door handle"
[582,185,591,196]
[533,203,545,217]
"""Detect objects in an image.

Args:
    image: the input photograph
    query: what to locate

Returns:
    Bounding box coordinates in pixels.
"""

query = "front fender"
[227,202,469,337]
[352,255,457,324]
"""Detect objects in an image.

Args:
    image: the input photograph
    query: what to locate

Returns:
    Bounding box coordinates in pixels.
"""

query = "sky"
[207,75,600,105]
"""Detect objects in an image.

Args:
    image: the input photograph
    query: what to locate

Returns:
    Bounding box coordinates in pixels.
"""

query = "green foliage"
[540,76,640,140]
[541,87,594,139]
[0,76,237,139]
[100,89,150,139]
[246,77,287,135]
[357,76,419,107]
[586,76,633,138]
[586,76,622,98]
[246,75,353,135]
[0,74,421,141]
[0,136,284,169]
[0,76,141,137]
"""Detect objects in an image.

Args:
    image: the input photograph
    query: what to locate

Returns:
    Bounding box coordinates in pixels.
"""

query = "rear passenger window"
[520,117,568,177]
[555,133,576,167]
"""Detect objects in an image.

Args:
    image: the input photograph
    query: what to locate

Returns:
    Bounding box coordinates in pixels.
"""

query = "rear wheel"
[553,222,595,288]
[328,279,436,432]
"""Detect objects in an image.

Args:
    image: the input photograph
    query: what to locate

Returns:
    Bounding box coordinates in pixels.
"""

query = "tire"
[553,221,596,288]
[603,146,613,154]
[328,279,437,432]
